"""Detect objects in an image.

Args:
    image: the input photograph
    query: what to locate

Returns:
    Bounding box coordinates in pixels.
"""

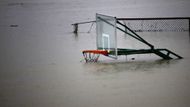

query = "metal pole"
[123,21,127,36]
[72,21,96,33]
[189,18,190,41]
[116,20,154,49]
[117,17,190,21]
[73,24,78,33]
[189,19,190,33]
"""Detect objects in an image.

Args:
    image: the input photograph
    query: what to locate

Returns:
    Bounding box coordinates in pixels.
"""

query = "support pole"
[72,20,96,34]
[189,19,190,41]
[123,21,127,36]
[116,20,154,49]
[73,24,78,33]
[189,19,190,33]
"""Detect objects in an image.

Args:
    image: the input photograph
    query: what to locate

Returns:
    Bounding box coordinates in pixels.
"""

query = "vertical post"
[73,23,78,33]
[189,19,190,40]
[189,18,190,33]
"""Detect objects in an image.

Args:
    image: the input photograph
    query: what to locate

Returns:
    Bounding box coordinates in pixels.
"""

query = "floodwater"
[0,0,190,107]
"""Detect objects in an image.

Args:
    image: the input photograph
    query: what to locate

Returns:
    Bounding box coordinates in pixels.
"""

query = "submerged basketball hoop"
[82,50,108,62]
[81,14,182,63]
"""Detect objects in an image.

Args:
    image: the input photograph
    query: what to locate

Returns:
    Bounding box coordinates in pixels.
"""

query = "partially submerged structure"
[78,14,185,62]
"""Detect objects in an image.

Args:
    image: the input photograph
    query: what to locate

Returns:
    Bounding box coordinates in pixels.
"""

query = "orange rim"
[82,50,108,56]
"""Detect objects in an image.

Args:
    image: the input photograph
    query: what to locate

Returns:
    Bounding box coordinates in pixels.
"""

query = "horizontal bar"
[72,20,96,25]
[117,17,190,20]
[72,17,190,26]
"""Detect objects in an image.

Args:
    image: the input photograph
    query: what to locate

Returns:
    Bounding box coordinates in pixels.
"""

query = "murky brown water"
[0,0,190,107]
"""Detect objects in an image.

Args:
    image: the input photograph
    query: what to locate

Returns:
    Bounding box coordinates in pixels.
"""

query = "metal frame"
[96,14,118,59]
[96,14,183,59]
[72,17,190,33]
[78,14,184,61]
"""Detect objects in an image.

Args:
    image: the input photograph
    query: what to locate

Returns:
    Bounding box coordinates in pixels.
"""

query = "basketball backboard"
[96,13,117,59]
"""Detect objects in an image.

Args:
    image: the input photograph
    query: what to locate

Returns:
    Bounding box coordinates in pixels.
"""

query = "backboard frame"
[96,13,118,59]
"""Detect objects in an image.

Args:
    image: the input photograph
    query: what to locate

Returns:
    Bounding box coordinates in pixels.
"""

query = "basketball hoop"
[82,50,108,62]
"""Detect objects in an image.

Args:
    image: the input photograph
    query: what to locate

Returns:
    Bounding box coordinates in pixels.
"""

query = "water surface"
[0,0,190,107]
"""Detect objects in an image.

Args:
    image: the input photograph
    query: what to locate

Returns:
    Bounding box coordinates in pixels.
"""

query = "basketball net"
[82,50,108,62]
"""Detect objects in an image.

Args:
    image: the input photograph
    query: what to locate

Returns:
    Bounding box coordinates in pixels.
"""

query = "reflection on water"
[82,59,180,74]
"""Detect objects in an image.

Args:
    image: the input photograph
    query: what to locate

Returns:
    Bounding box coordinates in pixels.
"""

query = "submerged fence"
[72,17,190,33]
[118,17,190,32]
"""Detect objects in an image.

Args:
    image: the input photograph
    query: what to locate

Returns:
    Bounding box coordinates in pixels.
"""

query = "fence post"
[189,18,190,33]
[73,23,78,33]
[188,18,190,40]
